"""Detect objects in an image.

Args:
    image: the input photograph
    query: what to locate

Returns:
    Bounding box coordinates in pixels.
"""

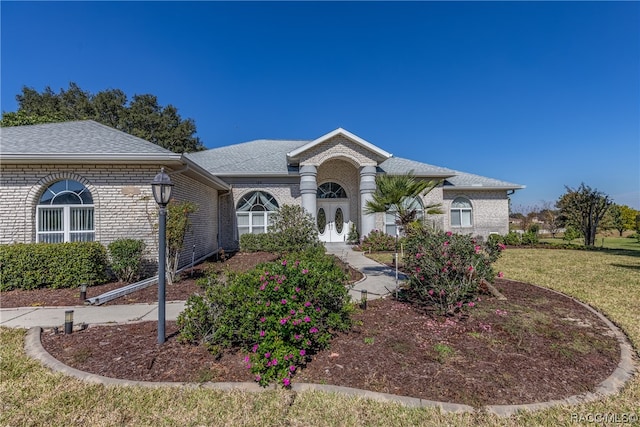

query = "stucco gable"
[286,128,391,165]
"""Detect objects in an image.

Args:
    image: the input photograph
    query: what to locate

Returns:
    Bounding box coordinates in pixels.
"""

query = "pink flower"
[303,316,311,323]
[274,286,279,291]
[446,231,452,236]
[444,241,450,247]
[260,317,266,323]
[415,253,423,259]
[272,358,278,366]
[255,375,261,382]
[474,245,481,254]
[467,302,475,307]
[280,318,288,325]
[264,352,271,359]
[259,284,266,291]
[456,301,463,308]
[281,299,287,304]
[259,330,265,337]
[282,260,288,266]
[244,355,250,363]
[467,266,474,272]
[415,267,421,273]
[290,309,296,315]
[299,349,306,356]
[498,271,504,278]
[302,269,309,275]
[252,344,259,353]
[428,289,434,296]
[294,334,302,340]
[309,327,319,334]
[283,377,290,387]
[498,243,506,251]
[295,287,301,293]
[289,365,296,373]
[304,301,312,307]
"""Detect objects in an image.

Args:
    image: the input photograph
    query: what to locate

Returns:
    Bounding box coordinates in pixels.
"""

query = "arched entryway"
[316,182,351,243]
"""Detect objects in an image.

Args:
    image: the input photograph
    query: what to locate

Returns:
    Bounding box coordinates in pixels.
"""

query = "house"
[0,121,524,267]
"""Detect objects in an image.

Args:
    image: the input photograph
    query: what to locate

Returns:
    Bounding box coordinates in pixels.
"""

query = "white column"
[299,164,317,220]
[360,165,377,239]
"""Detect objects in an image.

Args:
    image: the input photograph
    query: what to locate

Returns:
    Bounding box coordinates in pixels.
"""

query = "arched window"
[236,191,279,235]
[317,182,347,199]
[451,197,473,227]
[385,196,424,236]
[37,179,95,243]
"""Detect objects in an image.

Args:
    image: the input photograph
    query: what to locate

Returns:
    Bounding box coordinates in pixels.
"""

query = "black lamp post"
[151,167,173,344]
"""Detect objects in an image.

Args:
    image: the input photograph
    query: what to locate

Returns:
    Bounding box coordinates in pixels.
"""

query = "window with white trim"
[450,197,473,227]
[236,191,279,235]
[385,196,424,236]
[317,182,347,199]
[37,180,95,243]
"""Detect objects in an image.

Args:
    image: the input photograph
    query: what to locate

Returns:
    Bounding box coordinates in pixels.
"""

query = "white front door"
[317,201,350,243]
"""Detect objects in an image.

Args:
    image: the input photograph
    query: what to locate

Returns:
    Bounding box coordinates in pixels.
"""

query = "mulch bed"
[37,279,620,407]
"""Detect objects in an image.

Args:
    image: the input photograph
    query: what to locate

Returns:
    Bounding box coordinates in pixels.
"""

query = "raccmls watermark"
[571,413,638,424]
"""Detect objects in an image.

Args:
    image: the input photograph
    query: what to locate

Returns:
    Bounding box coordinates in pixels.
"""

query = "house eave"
[287,128,392,163]
[0,153,184,165]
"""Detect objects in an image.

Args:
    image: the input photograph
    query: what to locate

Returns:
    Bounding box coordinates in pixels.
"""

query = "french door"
[317,201,350,243]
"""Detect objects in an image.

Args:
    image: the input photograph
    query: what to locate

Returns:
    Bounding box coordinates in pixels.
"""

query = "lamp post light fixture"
[64,310,74,334]
[80,283,87,302]
[151,167,174,344]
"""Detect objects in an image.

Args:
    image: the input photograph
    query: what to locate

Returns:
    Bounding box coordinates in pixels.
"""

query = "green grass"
[539,236,640,252]
[2,248,639,426]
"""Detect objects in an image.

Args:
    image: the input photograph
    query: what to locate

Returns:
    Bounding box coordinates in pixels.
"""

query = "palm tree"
[364,171,442,234]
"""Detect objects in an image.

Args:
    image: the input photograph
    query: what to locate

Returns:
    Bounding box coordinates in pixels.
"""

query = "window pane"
[40,233,65,243]
[237,213,249,226]
[451,210,461,226]
[39,208,63,231]
[71,208,94,231]
[386,224,397,236]
[461,210,472,227]
[238,227,250,236]
[70,232,94,242]
[252,213,265,226]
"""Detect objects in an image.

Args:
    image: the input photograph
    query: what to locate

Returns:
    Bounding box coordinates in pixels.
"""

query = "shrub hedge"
[0,242,109,291]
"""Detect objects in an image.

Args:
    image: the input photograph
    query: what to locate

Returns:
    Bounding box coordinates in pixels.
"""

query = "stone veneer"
[0,164,219,270]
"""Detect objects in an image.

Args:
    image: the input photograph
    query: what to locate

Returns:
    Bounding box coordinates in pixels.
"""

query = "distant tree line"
[0,82,205,153]
[511,183,639,246]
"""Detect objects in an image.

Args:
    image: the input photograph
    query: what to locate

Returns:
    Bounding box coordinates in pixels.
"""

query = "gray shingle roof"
[185,139,308,175]
[0,120,178,159]
[378,157,456,178]
[443,170,524,190]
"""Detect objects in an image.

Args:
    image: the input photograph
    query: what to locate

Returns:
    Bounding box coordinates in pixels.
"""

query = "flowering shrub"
[358,229,398,252]
[403,227,504,315]
[177,247,353,387]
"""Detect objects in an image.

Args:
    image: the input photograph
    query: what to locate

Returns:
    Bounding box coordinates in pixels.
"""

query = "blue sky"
[2,1,639,210]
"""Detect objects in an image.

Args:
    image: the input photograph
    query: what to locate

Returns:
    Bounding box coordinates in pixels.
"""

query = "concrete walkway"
[324,242,406,301]
[0,244,402,329]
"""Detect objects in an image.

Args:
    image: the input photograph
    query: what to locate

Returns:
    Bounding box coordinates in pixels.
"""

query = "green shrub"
[521,231,539,245]
[239,205,320,255]
[268,205,320,254]
[239,233,277,253]
[402,227,504,315]
[359,229,397,252]
[0,242,108,291]
[177,247,353,387]
[563,226,583,241]
[108,239,146,282]
[503,231,522,246]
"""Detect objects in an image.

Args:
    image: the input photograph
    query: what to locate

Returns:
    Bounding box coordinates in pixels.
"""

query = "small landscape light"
[80,283,87,301]
[361,289,368,310]
[64,310,74,334]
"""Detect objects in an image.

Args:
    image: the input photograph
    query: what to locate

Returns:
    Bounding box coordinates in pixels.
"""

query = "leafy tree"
[364,172,442,233]
[166,200,198,285]
[539,202,561,238]
[604,204,638,237]
[1,83,205,153]
[556,183,612,246]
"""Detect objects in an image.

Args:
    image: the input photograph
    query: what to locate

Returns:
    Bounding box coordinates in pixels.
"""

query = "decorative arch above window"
[236,191,279,235]
[385,196,424,236]
[317,182,347,199]
[37,179,95,243]
[450,197,473,227]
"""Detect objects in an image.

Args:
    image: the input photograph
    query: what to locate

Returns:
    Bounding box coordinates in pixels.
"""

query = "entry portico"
[287,128,391,241]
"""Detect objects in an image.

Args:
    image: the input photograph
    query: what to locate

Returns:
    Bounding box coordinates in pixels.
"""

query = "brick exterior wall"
[443,190,511,238]
[0,164,219,270]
